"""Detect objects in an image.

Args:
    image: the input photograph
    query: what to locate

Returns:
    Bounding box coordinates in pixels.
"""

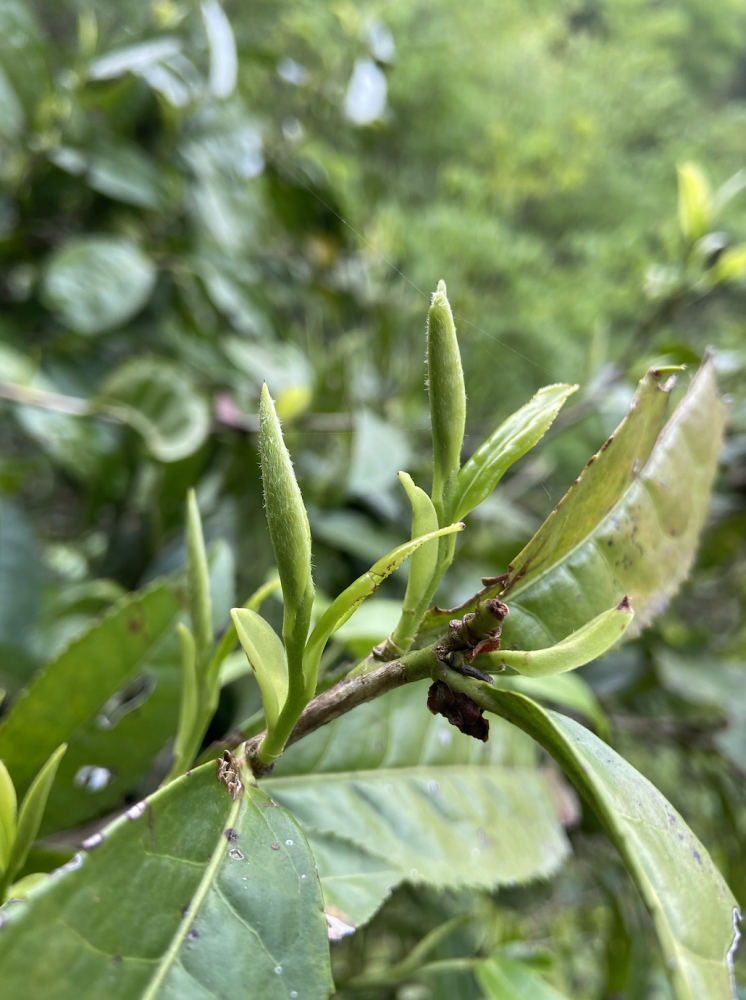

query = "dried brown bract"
[427,679,489,742]
[216,750,243,800]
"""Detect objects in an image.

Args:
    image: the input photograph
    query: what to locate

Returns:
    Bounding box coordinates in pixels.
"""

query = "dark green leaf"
[466,683,740,1000]
[0,763,334,999]
[0,582,183,833]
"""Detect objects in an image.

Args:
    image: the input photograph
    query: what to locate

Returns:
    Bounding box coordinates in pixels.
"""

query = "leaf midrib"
[140,789,242,1000]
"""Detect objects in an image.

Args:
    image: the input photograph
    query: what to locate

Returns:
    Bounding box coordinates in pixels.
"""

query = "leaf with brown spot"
[498,355,725,649]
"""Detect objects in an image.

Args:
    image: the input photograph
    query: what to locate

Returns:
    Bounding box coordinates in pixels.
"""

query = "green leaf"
[499,356,725,649]
[494,673,609,740]
[305,523,464,693]
[265,683,568,927]
[3,744,66,894]
[0,1,48,129]
[232,609,288,734]
[41,236,157,335]
[677,162,712,243]
[479,601,633,676]
[0,498,40,688]
[0,763,334,1000]
[85,141,163,209]
[167,625,199,783]
[476,956,570,999]
[99,358,210,463]
[185,490,212,668]
[386,473,440,656]
[710,243,746,285]
[209,578,281,685]
[453,383,578,521]
[463,683,740,1000]
[0,761,16,874]
[202,0,238,99]
[427,280,466,523]
[0,582,183,833]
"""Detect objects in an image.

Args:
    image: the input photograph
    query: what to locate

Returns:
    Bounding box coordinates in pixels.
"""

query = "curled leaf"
[480,600,634,677]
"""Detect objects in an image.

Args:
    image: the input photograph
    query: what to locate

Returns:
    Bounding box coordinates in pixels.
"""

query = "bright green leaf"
[386,473,440,656]
[499,356,725,650]
[305,522,464,694]
[41,236,157,335]
[185,490,212,668]
[0,763,334,1000]
[677,162,712,243]
[0,761,16,873]
[3,744,66,894]
[231,608,288,733]
[99,358,210,463]
[479,601,633,677]
[454,383,578,521]
[476,956,570,999]
[167,625,199,783]
[710,243,746,285]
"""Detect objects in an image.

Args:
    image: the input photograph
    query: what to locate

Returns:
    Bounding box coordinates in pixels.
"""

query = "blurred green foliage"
[3,0,746,995]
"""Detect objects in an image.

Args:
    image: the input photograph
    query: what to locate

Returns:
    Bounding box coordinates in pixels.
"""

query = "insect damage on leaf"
[427,679,489,741]
[216,750,242,800]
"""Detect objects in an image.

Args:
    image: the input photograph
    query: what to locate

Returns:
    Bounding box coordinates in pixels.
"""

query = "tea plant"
[0,282,738,999]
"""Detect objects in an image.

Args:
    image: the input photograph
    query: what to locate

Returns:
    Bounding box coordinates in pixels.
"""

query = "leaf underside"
[479,687,740,1000]
[499,357,726,648]
[0,764,333,1000]
[265,684,570,926]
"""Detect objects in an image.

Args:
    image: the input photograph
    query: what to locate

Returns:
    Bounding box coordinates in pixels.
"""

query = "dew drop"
[125,801,147,821]
[73,765,114,793]
[274,965,282,975]
[290,992,298,998]
[82,832,104,850]
[437,728,452,747]
[300,874,307,880]
[285,839,294,846]
[242,877,247,882]
[228,848,245,862]
[427,780,439,795]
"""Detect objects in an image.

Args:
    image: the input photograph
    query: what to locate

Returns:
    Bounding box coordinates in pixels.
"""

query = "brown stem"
[230,645,436,776]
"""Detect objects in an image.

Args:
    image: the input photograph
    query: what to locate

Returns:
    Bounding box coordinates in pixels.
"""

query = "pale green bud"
[259,383,314,615]
[427,280,466,524]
